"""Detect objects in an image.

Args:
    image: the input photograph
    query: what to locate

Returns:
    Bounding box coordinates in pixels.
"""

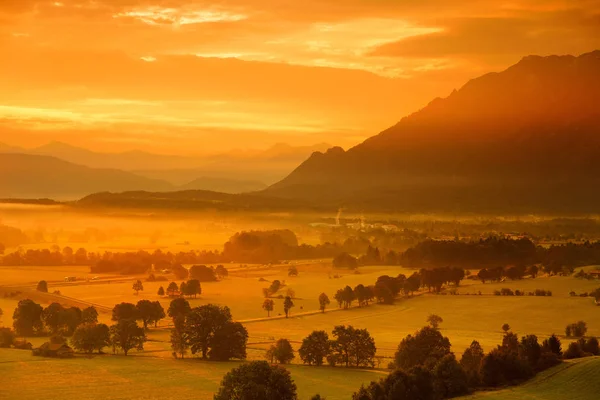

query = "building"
[33,342,75,358]
[588,270,600,278]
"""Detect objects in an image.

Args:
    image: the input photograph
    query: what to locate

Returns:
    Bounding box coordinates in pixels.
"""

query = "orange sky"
[1,0,599,154]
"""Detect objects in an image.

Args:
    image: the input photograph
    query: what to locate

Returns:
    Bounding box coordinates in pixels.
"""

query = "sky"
[1,0,599,154]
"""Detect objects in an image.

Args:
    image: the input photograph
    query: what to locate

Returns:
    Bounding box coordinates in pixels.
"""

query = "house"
[588,270,600,278]
[33,342,75,358]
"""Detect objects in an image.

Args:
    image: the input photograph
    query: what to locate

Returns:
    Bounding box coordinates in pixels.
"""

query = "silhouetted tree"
[299,330,330,366]
[157,286,165,296]
[283,296,294,318]
[262,299,274,317]
[318,293,330,313]
[433,354,469,398]
[394,326,451,370]
[167,298,190,325]
[427,314,443,329]
[460,340,484,386]
[13,299,43,336]
[71,323,110,353]
[82,306,98,324]
[214,361,297,400]
[132,280,144,295]
[112,302,138,322]
[267,338,295,364]
[109,319,146,356]
[36,280,48,293]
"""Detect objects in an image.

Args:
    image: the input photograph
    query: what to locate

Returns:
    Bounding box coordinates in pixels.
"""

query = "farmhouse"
[588,270,600,278]
[33,342,75,358]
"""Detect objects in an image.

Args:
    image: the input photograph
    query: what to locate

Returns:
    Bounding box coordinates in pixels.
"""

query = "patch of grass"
[0,349,382,400]
[460,357,600,399]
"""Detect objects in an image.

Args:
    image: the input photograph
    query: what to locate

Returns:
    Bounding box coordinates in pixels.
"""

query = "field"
[460,357,600,400]
[2,254,600,398]
[0,349,383,400]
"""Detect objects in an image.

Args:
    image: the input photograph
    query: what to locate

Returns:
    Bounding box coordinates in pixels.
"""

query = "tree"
[433,354,469,398]
[394,326,451,370]
[528,265,539,278]
[502,323,511,333]
[329,325,376,368]
[542,334,562,356]
[299,330,330,366]
[566,321,587,337]
[112,302,138,322]
[215,265,228,279]
[262,298,274,317]
[333,252,358,270]
[157,286,165,296]
[42,302,66,334]
[427,314,443,329]
[170,316,188,359]
[185,304,233,359]
[62,306,82,335]
[352,368,435,400]
[267,338,295,364]
[172,263,189,280]
[179,281,187,297]
[209,321,248,361]
[136,300,164,330]
[82,306,98,324]
[109,319,146,356]
[584,337,600,355]
[70,323,110,353]
[0,327,15,348]
[36,280,48,293]
[13,299,43,336]
[519,335,542,368]
[268,280,282,295]
[563,341,585,359]
[318,293,330,313]
[288,266,298,277]
[214,361,297,400]
[185,279,201,298]
[168,298,191,324]
[189,265,217,282]
[283,296,294,318]
[460,340,484,386]
[132,279,144,295]
[167,281,179,296]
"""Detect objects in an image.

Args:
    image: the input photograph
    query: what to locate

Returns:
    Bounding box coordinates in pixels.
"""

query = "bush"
[566,321,587,337]
[563,342,585,359]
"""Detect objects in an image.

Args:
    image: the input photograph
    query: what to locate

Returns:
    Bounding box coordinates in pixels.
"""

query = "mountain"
[265,51,600,214]
[179,177,267,194]
[0,141,331,187]
[0,154,173,199]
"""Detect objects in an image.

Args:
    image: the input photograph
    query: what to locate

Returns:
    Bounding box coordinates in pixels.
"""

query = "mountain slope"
[0,154,173,199]
[265,51,600,213]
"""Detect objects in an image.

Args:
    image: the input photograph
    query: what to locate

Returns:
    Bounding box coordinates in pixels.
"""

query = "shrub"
[563,342,585,359]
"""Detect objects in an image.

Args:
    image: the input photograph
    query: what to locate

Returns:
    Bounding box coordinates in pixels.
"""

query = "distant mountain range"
[0,142,330,198]
[0,153,172,199]
[264,50,600,214]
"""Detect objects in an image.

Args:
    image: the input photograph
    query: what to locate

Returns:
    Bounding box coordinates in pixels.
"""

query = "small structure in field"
[588,270,600,278]
[33,342,75,358]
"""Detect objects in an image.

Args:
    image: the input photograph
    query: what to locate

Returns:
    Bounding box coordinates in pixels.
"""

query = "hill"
[265,51,600,214]
[179,176,267,194]
[0,154,173,199]
[460,357,600,400]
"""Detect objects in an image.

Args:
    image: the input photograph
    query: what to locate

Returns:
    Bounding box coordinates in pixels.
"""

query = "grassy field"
[460,357,600,400]
[0,349,383,400]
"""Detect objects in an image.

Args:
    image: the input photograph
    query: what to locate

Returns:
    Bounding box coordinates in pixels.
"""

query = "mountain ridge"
[264,50,600,213]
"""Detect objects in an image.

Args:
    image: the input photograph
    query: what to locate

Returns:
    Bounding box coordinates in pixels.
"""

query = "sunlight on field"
[0,349,383,400]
